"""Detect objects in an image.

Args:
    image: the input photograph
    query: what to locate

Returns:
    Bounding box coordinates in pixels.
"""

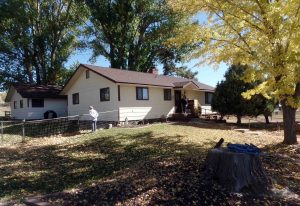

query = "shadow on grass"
[0,129,299,205]
[172,120,284,132]
[261,143,300,197]
[0,131,207,199]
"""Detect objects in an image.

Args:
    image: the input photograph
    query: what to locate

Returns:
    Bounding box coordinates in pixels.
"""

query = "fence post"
[1,121,3,142]
[77,115,80,132]
[22,119,25,142]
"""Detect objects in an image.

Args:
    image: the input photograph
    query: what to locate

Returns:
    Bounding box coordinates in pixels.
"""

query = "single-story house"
[61,64,215,121]
[5,85,67,120]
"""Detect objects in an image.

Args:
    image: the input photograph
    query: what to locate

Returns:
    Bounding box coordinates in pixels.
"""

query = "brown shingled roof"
[6,84,66,102]
[82,64,215,91]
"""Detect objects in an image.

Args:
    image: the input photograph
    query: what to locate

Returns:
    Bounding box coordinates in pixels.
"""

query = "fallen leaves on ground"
[0,122,299,205]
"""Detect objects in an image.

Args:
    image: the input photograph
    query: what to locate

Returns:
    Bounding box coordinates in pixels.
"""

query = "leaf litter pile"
[0,123,299,205]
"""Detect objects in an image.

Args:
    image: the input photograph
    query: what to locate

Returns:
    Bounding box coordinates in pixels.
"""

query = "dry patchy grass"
[0,123,299,205]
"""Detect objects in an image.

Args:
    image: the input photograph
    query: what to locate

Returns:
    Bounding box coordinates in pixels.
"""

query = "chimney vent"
[148,67,159,75]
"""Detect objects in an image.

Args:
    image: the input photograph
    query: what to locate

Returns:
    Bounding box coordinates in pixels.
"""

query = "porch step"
[173,113,195,120]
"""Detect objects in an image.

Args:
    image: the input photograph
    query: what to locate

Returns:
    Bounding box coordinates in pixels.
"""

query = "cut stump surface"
[204,148,270,193]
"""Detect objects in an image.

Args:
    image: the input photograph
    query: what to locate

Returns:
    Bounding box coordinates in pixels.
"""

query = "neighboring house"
[61,64,215,121]
[0,92,10,117]
[5,85,67,120]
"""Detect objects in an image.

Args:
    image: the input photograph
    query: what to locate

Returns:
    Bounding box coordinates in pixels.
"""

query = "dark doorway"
[44,110,58,119]
[175,90,182,113]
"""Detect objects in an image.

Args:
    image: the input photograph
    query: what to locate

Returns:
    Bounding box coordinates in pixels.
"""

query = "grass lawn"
[225,111,300,124]
[0,122,299,205]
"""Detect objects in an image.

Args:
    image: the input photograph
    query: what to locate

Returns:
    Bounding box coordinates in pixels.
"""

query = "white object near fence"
[22,119,26,142]
[1,121,3,142]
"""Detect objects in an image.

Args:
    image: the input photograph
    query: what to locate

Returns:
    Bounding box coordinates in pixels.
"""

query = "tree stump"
[204,148,270,193]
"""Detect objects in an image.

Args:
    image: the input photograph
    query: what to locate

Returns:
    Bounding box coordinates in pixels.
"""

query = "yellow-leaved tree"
[168,0,300,144]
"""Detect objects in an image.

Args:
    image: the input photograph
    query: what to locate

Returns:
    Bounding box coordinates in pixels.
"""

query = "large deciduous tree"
[84,0,196,78]
[0,0,87,89]
[168,0,300,144]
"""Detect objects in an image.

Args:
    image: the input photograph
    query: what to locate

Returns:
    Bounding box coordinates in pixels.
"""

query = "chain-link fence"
[0,114,115,145]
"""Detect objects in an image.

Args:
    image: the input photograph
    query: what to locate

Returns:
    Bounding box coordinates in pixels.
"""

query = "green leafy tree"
[159,46,198,79]
[251,95,276,124]
[85,0,194,76]
[212,65,276,124]
[56,61,80,86]
[0,0,87,89]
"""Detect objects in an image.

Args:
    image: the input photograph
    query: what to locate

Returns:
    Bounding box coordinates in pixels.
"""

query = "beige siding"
[67,67,119,121]
[10,90,26,119]
[10,90,67,120]
[118,85,175,121]
[185,90,212,114]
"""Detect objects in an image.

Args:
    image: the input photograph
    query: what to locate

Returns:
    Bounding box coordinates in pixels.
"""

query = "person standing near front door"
[181,95,187,113]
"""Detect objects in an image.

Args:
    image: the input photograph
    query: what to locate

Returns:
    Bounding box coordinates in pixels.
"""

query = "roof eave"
[61,64,118,95]
[118,82,173,88]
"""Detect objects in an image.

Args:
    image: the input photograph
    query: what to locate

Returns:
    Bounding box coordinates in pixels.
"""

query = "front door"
[175,90,182,113]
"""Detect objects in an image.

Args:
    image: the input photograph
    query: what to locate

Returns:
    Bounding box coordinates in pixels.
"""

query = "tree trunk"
[282,103,298,144]
[23,49,34,84]
[35,64,41,85]
[236,115,242,124]
[264,115,270,124]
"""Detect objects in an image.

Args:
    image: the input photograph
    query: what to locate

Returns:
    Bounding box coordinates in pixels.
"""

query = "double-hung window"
[205,92,213,104]
[100,87,110,101]
[164,89,172,101]
[72,93,79,105]
[32,99,44,107]
[136,87,149,100]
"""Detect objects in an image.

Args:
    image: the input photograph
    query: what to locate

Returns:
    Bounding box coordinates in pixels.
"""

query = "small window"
[32,99,44,107]
[205,92,213,104]
[13,101,17,109]
[136,87,149,100]
[100,87,110,101]
[164,89,172,101]
[20,100,23,108]
[86,70,90,79]
[72,93,79,104]
[27,99,30,107]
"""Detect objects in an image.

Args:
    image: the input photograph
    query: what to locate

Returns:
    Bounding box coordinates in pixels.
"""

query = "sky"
[65,12,228,87]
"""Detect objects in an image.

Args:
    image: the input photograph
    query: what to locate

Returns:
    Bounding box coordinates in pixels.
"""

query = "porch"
[172,81,214,118]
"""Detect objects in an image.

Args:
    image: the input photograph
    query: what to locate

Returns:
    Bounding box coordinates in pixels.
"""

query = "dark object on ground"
[204,148,270,193]
[214,138,224,148]
[216,119,226,123]
[44,110,57,119]
[227,143,261,155]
